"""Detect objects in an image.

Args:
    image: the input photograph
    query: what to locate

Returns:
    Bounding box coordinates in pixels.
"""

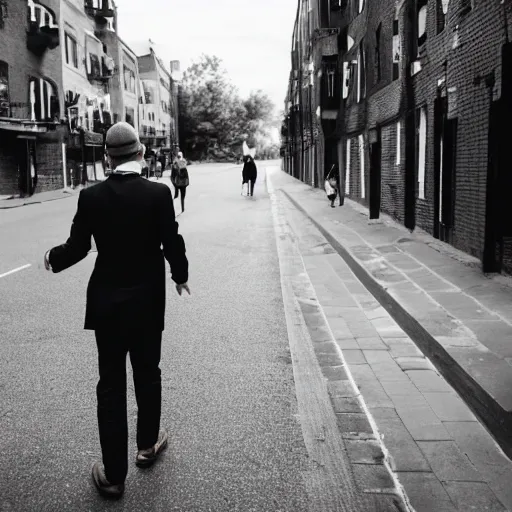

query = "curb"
[282,189,512,461]
[0,189,79,210]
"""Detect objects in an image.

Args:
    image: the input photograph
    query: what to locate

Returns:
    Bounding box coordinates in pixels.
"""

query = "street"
[0,162,398,512]
[2,162,512,512]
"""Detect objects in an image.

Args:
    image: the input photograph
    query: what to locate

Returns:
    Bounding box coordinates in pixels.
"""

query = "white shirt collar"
[113,160,142,175]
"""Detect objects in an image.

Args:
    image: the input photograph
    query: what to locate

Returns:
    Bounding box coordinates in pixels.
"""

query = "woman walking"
[171,151,189,213]
[324,164,339,208]
[242,155,257,197]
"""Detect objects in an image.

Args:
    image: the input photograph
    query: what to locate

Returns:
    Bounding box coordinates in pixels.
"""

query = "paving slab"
[417,441,482,482]
[391,394,452,441]
[406,370,454,393]
[422,392,477,422]
[443,481,507,512]
[370,408,431,472]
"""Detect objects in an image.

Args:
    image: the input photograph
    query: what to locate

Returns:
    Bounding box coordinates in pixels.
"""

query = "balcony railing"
[84,0,114,22]
[26,0,59,56]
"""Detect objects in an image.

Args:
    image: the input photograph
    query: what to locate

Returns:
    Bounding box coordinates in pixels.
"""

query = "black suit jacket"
[49,174,188,331]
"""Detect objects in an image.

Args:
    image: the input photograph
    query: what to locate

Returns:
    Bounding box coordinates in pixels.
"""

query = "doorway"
[434,96,457,243]
[17,136,37,197]
[369,128,382,219]
[483,42,512,273]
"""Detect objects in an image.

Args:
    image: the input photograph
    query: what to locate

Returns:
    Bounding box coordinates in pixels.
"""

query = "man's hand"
[44,250,51,271]
[176,283,190,296]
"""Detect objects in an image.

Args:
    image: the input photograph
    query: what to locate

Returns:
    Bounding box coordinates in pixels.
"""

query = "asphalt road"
[0,162,315,512]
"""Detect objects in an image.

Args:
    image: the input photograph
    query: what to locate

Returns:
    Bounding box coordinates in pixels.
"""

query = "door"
[369,129,382,219]
[439,118,457,243]
[434,96,457,243]
[483,43,512,273]
[17,136,37,197]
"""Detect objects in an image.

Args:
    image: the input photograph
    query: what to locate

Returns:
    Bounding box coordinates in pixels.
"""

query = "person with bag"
[43,122,190,499]
[324,164,339,208]
[172,151,189,213]
[241,154,257,197]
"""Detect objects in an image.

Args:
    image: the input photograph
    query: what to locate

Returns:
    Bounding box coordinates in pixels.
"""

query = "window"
[460,0,472,17]
[357,43,366,103]
[124,66,136,93]
[359,134,365,199]
[342,61,350,99]
[65,33,78,68]
[417,0,428,48]
[396,121,401,165]
[125,107,134,127]
[327,68,335,97]
[417,107,427,199]
[0,61,9,117]
[28,77,58,121]
[375,23,382,83]
[345,139,351,195]
[358,0,364,14]
[436,0,448,33]
[393,19,400,80]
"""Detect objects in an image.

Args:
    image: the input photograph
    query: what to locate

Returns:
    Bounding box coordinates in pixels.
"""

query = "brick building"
[0,0,65,196]
[283,0,512,274]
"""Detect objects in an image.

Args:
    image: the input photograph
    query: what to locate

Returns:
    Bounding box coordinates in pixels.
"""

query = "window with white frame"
[343,61,350,99]
[359,134,365,199]
[417,107,427,199]
[345,139,351,195]
[65,33,78,68]
[396,120,401,165]
[417,0,428,48]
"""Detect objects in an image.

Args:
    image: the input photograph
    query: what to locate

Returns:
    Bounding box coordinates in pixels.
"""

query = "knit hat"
[105,122,142,158]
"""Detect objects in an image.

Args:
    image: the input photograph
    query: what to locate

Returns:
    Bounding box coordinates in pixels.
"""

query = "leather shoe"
[91,462,124,499]
[136,428,168,468]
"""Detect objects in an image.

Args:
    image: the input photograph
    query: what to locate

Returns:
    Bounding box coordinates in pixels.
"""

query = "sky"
[114,0,298,113]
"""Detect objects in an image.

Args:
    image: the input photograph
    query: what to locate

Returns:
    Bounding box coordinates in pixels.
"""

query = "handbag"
[241,182,249,196]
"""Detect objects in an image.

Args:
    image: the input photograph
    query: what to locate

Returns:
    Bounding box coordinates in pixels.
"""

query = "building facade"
[0,0,65,196]
[60,0,117,183]
[138,48,172,151]
[283,0,512,274]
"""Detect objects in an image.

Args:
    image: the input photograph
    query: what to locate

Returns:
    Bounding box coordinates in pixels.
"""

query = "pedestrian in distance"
[43,121,190,500]
[324,164,339,208]
[171,151,189,214]
[242,154,257,197]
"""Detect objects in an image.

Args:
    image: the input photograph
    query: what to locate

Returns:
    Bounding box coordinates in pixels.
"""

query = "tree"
[179,55,279,161]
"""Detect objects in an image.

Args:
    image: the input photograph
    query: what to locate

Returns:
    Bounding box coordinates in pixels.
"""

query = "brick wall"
[0,0,63,195]
[36,129,65,191]
[411,0,511,260]
[380,121,405,222]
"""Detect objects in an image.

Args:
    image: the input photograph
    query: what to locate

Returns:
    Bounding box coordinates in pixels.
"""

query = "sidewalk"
[0,182,103,210]
[267,166,512,511]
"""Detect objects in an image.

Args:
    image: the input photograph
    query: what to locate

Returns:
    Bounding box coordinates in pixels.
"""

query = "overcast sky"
[114,0,298,113]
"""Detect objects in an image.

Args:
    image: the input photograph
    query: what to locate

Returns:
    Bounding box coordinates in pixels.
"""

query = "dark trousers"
[95,327,162,484]
[243,177,256,196]
[174,186,186,211]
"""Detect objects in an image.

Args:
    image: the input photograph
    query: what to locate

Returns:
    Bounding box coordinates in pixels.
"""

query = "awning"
[0,118,51,133]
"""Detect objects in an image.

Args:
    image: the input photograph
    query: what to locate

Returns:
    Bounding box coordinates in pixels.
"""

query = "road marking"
[0,264,31,279]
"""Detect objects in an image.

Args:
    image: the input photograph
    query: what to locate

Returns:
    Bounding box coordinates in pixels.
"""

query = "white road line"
[0,264,31,279]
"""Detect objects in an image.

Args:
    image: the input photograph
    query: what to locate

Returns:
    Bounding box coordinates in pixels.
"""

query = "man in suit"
[44,122,190,499]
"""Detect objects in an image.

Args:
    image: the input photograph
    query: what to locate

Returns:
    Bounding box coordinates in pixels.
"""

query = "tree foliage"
[179,55,280,161]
